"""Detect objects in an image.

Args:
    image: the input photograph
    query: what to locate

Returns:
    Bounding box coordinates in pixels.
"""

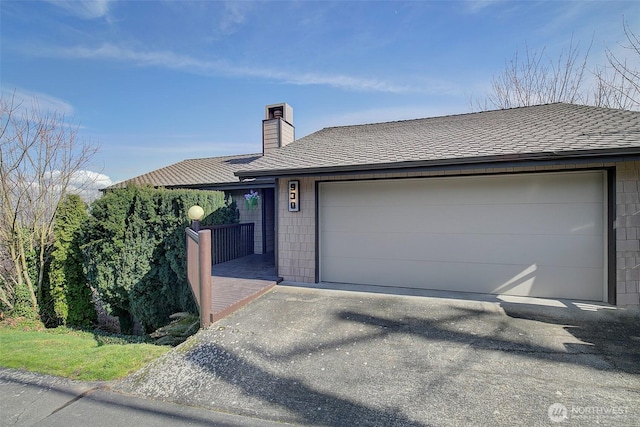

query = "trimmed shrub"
[82,185,238,333]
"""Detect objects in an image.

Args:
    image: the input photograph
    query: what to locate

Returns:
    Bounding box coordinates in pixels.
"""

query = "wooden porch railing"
[202,223,254,265]
[185,227,212,328]
[186,222,255,328]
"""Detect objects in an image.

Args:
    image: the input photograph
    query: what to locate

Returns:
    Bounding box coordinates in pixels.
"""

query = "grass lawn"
[0,322,171,381]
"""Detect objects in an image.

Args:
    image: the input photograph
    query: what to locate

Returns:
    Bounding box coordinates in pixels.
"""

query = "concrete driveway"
[116,285,640,426]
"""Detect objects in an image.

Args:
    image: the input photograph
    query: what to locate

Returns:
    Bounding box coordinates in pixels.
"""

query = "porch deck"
[211,253,279,322]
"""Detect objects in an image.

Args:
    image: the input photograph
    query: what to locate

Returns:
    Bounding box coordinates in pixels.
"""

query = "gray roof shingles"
[111,103,640,189]
[236,103,640,177]
[109,153,262,189]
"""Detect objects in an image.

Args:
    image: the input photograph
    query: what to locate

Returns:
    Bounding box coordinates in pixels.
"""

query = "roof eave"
[235,147,640,179]
[103,177,275,192]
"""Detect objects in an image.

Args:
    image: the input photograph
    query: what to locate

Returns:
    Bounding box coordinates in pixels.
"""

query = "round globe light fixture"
[187,205,205,221]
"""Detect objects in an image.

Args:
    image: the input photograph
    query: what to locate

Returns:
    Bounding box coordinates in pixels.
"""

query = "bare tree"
[594,20,640,110]
[592,63,639,110]
[472,38,591,111]
[474,22,640,112]
[0,94,97,314]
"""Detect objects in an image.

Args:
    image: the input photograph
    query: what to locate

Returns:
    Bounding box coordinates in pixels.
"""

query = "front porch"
[211,253,279,322]
[186,223,279,328]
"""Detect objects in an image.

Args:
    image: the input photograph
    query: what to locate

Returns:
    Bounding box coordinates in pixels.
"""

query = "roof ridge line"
[318,103,570,131]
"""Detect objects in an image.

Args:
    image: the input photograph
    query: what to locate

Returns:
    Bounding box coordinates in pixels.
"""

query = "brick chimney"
[263,103,294,155]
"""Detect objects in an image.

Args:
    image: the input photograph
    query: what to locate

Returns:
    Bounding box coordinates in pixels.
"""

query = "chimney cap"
[265,103,293,124]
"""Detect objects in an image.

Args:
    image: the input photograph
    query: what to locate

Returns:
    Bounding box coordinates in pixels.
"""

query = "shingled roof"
[236,103,640,178]
[108,153,262,189]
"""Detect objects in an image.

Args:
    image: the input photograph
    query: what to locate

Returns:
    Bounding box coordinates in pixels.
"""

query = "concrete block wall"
[277,162,640,307]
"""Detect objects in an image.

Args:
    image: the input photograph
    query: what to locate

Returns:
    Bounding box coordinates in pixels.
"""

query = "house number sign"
[288,180,300,212]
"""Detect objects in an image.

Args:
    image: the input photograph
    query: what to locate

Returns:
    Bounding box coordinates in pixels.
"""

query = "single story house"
[113,102,640,307]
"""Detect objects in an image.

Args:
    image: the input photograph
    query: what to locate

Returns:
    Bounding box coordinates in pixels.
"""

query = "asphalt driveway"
[116,285,640,426]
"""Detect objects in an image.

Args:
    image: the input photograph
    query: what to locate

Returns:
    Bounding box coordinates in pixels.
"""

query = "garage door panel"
[322,172,604,208]
[321,202,603,236]
[319,171,605,301]
[322,231,603,268]
[321,256,603,301]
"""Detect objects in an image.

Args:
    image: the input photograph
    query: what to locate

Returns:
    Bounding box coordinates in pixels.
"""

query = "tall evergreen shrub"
[82,185,238,333]
[47,194,95,327]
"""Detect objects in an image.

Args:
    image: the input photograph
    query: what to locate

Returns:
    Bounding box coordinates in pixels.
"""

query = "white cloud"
[70,170,113,188]
[67,170,113,201]
[13,170,112,212]
[282,72,411,93]
[46,43,418,94]
[45,0,112,19]
[1,87,75,116]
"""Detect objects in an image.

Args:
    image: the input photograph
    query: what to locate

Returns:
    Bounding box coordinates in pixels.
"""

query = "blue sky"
[2,0,638,185]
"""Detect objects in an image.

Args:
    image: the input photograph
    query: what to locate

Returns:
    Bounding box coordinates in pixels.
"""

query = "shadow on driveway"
[499,301,640,374]
[116,286,640,426]
[185,343,426,427]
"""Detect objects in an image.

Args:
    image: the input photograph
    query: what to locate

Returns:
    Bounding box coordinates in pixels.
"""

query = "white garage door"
[319,172,606,301]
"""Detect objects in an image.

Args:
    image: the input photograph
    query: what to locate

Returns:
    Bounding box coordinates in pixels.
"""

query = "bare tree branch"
[0,94,98,314]
[473,37,591,111]
[596,19,640,109]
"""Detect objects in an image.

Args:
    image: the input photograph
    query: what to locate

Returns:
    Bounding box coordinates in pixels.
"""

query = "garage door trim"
[316,169,613,302]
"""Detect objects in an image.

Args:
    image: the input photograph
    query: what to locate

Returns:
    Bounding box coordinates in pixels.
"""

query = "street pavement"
[0,368,288,426]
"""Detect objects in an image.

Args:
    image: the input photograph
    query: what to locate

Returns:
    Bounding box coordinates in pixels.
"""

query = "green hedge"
[82,185,238,333]
[47,194,95,327]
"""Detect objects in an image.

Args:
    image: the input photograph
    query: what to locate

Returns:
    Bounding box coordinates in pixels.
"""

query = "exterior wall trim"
[607,168,617,304]
[274,178,279,278]
[315,179,320,283]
